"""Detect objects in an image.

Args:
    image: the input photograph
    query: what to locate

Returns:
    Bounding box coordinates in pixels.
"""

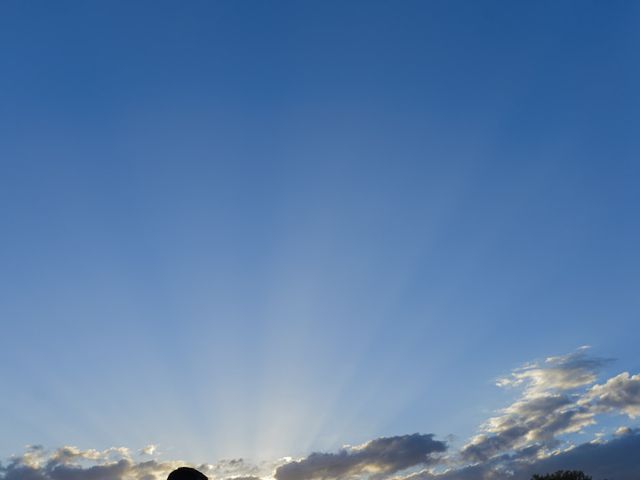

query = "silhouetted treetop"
[531,471,592,480]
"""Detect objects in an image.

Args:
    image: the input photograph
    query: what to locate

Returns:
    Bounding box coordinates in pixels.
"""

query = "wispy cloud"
[495,347,611,394]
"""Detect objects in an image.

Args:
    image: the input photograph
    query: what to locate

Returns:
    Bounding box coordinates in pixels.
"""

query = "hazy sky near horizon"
[1,0,639,471]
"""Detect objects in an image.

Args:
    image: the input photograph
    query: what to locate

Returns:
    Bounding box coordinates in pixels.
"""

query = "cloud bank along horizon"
[3,348,639,480]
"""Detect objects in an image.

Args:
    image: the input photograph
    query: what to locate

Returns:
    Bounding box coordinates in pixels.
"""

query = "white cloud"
[141,445,159,456]
[583,372,640,418]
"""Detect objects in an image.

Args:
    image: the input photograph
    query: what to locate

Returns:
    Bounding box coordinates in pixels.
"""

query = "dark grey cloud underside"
[275,434,447,480]
[423,432,640,480]
[515,432,640,480]
[0,459,165,480]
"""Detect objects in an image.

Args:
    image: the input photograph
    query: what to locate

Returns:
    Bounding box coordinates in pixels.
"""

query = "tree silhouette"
[531,471,592,480]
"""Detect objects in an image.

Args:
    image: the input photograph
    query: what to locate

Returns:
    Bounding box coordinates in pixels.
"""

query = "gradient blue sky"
[1,0,639,467]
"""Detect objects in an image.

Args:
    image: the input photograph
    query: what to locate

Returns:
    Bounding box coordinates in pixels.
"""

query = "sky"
[1,1,639,479]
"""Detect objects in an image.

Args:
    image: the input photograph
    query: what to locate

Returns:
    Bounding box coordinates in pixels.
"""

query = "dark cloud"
[514,432,640,480]
[408,432,640,480]
[2,465,49,480]
[47,459,131,480]
[275,434,447,480]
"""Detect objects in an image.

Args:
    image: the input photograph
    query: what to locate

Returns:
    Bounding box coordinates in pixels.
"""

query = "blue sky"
[1,1,639,478]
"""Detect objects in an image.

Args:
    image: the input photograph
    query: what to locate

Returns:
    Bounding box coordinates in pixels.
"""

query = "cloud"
[140,445,158,456]
[275,435,447,480]
[205,458,278,480]
[583,372,640,418]
[461,349,609,462]
[404,431,640,480]
[0,447,285,480]
[0,447,188,480]
[454,347,640,478]
[2,349,639,480]
[461,395,595,462]
[0,436,449,480]
[515,431,640,480]
[0,445,228,480]
[495,348,611,395]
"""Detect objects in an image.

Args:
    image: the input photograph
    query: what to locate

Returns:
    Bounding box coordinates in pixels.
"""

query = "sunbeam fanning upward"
[1,1,639,480]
